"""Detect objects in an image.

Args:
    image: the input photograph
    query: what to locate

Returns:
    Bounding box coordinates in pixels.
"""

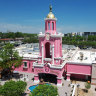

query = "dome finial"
[46,5,55,19]
[49,5,52,12]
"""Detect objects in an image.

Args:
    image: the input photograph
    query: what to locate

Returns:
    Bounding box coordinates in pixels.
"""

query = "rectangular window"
[52,22,54,30]
[23,62,27,68]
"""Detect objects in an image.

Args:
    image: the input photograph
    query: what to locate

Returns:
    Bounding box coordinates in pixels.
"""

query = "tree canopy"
[0,43,22,78]
[29,84,58,96]
[0,31,96,48]
[62,35,96,48]
[0,80,27,96]
[0,43,22,69]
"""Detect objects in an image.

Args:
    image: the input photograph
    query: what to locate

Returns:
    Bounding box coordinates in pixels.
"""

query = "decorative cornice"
[23,57,38,60]
[33,62,64,69]
[51,34,64,38]
[44,18,57,21]
[44,58,52,61]
[67,61,92,66]
[38,34,45,37]
[54,57,61,60]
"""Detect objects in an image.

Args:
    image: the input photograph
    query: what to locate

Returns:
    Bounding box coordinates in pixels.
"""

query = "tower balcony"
[51,33,64,37]
[38,32,64,38]
[38,32,45,37]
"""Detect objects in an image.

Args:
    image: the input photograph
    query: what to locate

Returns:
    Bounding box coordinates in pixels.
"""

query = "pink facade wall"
[57,79,62,84]
[66,63,92,75]
[38,18,62,67]
[39,37,62,65]
[15,60,36,73]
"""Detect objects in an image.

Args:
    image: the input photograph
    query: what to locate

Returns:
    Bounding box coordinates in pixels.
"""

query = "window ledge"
[44,58,52,61]
[23,66,28,68]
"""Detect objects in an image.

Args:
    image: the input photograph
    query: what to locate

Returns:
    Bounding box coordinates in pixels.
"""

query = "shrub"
[0,80,27,96]
[30,84,58,96]
[85,82,91,89]
[84,81,91,93]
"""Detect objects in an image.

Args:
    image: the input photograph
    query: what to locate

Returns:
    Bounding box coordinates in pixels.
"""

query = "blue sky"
[0,0,96,33]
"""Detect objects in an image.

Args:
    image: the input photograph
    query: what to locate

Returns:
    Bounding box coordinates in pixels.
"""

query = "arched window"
[52,22,54,30]
[48,22,50,30]
[45,42,51,58]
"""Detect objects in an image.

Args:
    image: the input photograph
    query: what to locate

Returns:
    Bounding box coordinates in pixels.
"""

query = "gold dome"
[46,5,55,19]
[47,12,55,19]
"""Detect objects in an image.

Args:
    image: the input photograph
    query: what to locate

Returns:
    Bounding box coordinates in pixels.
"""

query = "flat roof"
[15,44,96,65]
[67,50,96,65]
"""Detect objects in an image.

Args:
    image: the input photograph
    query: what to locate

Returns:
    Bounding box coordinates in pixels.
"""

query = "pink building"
[15,6,96,86]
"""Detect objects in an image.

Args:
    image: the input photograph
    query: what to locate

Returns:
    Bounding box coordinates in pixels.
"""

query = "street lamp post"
[77,84,80,96]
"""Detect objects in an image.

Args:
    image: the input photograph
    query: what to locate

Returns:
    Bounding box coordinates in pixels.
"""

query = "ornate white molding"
[38,34,45,37]
[23,66,28,69]
[51,33,64,38]
[66,79,70,81]
[67,61,92,65]
[44,18,57,21]
[57,83,62,87]
[33,62,44,67]
[44,58,52,61]
[23,57,38,60]
[54,57,61,60]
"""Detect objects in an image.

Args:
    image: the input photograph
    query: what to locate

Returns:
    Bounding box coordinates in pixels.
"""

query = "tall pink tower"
[33,5,64,86]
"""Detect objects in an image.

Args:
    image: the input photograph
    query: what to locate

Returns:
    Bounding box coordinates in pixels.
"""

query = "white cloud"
[0,23,95,34]
[57,25,96,33]
[0,23,44,33]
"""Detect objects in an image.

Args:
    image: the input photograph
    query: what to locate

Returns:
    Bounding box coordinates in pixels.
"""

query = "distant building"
[64,32,96,37]
[82,32,96,37]
[0,38,13,43]
[0,38,24,44]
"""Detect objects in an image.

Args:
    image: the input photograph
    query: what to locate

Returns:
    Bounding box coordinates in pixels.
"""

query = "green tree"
[0,80,27,96]
[23,36,39,43]
[15,32,24,38]
[0,32,3,38]
[6,32,15,39]
[0,43,22,78]
[29,84,58,96]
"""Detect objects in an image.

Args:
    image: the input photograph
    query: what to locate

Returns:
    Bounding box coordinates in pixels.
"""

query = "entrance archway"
[38,73,57,84]
[45,42,51,58]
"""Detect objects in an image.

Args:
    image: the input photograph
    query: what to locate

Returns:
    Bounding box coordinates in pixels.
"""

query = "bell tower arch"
[45,42,51,58]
